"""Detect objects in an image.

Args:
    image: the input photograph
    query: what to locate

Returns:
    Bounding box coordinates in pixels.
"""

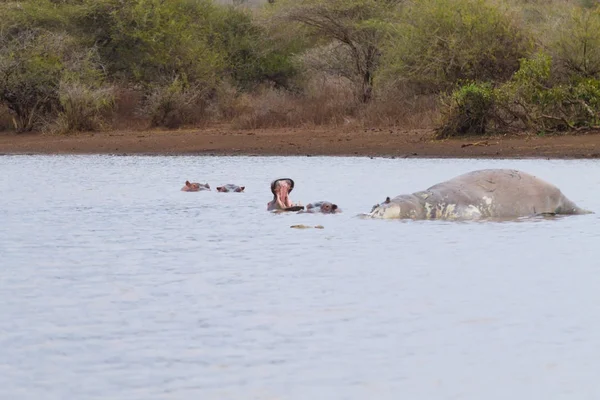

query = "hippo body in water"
[367,169,591,220]
[181,181,210,192]
[302,201,341,214]
[217,184,245,193]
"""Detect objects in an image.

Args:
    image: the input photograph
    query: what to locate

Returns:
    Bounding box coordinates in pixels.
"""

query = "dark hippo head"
[267,178,298,211]
[306,201,341,214]
[181,181,210,192]
[217,184,245,193]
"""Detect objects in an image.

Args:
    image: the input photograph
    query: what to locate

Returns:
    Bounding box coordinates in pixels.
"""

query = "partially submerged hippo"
[217,184,245,193]
[302,201,341,214]
[366,169,591,221]
[267,178,304,211]
[181,181,210,192]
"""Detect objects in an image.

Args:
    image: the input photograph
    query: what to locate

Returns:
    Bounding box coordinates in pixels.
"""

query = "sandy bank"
[1,125,600,159]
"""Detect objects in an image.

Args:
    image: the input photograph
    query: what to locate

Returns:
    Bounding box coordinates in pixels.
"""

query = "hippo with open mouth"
[267,178,304,211]
[303,201,341,214]
[217,184,245,193]
[366,169,591,220]
[181,181,210,192]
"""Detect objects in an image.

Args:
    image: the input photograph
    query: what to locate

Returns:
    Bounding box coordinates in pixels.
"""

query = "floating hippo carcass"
[366,169,591,221]
[217,184,245,193]
[181,181,210,192]
[301,201,341,214]
[267,178,304,211]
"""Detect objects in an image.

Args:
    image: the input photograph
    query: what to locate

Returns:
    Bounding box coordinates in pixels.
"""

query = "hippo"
[267,178,304,211]
[217,184,245,193]
[366,169,591,221]
[302,201,341,214]
[181,181,210,192]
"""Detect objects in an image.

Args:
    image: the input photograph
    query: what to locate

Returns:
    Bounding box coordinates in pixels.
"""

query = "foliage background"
[0,0,599,136]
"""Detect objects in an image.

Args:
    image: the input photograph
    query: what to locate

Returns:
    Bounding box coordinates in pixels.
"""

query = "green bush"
[211,6,300,90]
[438,52,600,137]
[52,81,115,134]
[436,82,496,138]
[379,0,531,94]
[73,0,223,85]
[498,53,600,132]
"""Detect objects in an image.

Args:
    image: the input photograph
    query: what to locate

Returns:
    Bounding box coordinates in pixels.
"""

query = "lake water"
[2,155,600,400]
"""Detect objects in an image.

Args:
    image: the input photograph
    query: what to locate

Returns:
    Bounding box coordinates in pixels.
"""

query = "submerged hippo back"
[423,169,582,218]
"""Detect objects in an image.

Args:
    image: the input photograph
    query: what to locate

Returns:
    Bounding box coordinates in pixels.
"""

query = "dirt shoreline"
[2,125,600,158]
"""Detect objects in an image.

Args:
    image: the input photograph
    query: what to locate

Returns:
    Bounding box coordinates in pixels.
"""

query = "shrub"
[51,81,115,134]
[550,7,600,79]
[0,105,12,132]
[211,6,300,90]
[232,76,357,129]
[379,0,531,94]
[0,30,67,132]
[437,52,600,137]
[74,0,224,85]
[358,89,440,129]
[436,82,496,138]
[497,53,600,132]
[140,78,212,129]
[0,25,109,132]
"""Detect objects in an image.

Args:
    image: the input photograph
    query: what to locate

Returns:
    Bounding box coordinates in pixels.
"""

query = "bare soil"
[2,125,600,158]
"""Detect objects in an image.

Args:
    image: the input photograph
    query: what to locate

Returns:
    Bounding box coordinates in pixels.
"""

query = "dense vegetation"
[0,0,599,137]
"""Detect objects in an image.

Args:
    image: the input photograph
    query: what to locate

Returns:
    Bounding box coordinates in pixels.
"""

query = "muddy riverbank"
[2,125,600,158]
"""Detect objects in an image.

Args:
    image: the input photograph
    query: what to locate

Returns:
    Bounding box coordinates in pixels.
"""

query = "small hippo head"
[182,181,210,192]
[306,201,341,214]
[268,178,295,210]
[217,184,245,193]
[368,195,424,219]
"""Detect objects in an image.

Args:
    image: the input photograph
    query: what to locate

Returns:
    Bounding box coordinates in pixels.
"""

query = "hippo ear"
[185,180,191,187]
[332,204,338,210]
[385,197,391,204]
[239,186,245,192]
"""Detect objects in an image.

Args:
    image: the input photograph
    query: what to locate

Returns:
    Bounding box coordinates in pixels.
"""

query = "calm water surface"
[2,155,600,400]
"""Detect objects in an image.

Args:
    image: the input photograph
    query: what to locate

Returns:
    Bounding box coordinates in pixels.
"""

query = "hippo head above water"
[305,201,341,214]
[181,181,210,192]
[217,184,245,193]
[267,178,298,211]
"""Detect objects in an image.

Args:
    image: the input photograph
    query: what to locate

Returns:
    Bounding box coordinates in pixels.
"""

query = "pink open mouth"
[270,178,295,210]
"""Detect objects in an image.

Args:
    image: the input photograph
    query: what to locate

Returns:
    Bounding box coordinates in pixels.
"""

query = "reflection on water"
[2,155,600,400]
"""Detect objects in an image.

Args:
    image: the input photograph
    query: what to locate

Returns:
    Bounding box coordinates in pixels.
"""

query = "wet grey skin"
[302,201,341,214]
[366,169,592,221]
[216,184,245,193]
[181,181,210,192]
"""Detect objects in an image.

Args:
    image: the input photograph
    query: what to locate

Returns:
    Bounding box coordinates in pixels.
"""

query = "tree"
[273,0,401,102]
